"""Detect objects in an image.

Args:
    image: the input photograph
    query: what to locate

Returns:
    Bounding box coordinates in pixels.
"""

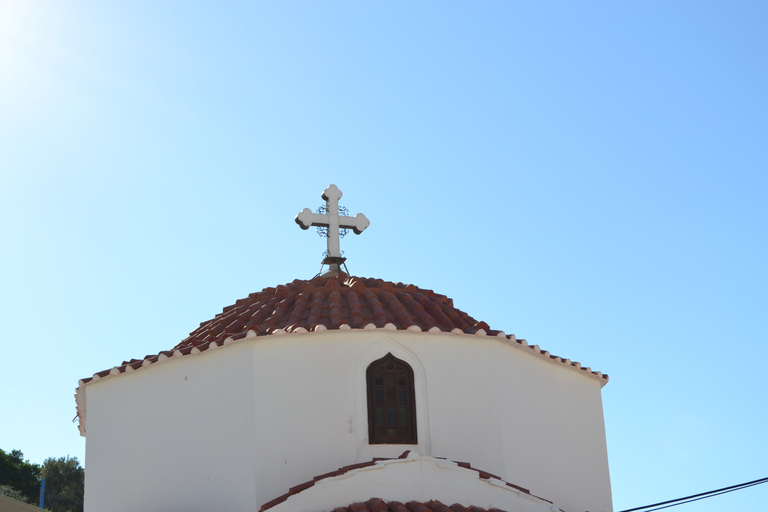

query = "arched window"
[366,353,417,444]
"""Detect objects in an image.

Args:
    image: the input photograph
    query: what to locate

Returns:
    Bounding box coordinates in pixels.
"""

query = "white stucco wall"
[84,342,258,512]
[83,329,611,512]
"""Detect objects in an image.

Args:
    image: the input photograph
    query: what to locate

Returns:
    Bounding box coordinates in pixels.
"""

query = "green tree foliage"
[0,449,41,504]
[42,456,83,512]
[0,484,34,504]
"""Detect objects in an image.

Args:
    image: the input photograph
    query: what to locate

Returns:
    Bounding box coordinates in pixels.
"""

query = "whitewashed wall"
[83,329,612,512]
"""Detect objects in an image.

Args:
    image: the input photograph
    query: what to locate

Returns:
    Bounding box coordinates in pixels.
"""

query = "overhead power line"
[618,476,768,512]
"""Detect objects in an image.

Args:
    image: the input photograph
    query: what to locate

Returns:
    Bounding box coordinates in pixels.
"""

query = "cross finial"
[295,184,370,275]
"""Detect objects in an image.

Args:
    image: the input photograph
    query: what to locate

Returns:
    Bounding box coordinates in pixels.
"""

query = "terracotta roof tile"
[175,274,491,349]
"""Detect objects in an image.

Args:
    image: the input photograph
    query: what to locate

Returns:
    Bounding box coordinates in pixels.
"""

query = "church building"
[75,185,613,512]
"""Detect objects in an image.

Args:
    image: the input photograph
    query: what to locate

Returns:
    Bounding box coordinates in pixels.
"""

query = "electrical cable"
[641,480,767,511]
[618,476,768,512]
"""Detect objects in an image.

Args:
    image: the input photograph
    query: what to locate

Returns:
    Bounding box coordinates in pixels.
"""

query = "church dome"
[175,273,494,351]
[80,272,608,386]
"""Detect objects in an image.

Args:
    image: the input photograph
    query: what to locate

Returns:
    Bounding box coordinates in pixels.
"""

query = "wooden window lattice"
[366,353,417,444]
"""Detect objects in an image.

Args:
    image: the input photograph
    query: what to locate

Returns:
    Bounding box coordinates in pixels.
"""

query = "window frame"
[366,352,417,444]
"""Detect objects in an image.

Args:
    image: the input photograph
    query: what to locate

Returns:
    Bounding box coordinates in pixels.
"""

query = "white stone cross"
[295,184,370,273]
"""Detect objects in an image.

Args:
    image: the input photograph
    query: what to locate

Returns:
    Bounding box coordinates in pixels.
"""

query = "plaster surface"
[83,329,612,512]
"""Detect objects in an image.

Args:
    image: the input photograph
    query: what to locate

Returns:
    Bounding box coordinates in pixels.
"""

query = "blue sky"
[1,2,766,511]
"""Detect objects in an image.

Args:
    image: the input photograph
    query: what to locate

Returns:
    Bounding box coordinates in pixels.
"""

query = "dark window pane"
[386,408,397,426]
[367,353,417,445]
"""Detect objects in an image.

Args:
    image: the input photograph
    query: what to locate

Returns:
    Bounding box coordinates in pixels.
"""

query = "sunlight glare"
[0,0,59,114]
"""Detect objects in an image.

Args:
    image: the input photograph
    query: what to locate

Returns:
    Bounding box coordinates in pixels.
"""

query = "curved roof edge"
[74,326,608,437]
[74,273,609,436]
[80,325,608,387]
[260,451,561,512]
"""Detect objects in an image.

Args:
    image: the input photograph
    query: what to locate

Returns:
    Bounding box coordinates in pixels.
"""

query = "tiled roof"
[78,274,485,385]
[260,451,558,512]
[177,273,493,348]
[80,273,608,386]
